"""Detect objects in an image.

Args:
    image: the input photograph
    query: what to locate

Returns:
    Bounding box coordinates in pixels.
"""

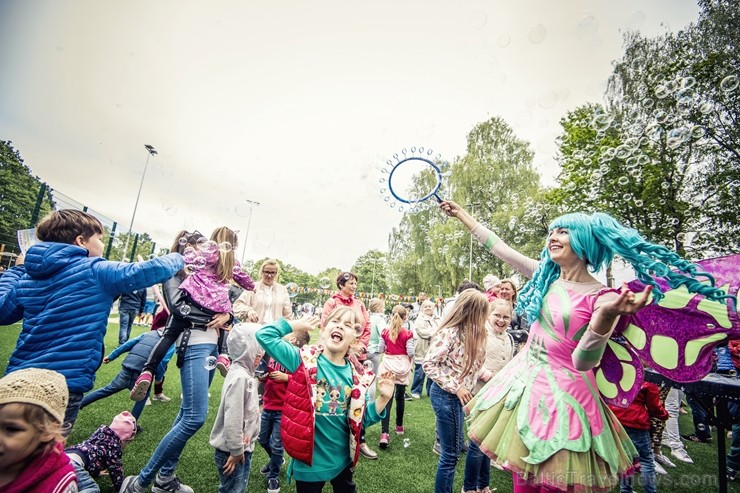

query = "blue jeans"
[463,439,490,491]
[258,410,284,480]
[411,363,432,396]
[70,459,100,492]
[80,367,148,420]
[118,309,138,345]
[620,427,656,493]
[63,392,84,435]
[430,382,463,493]
[215,448,252,493]
[137,343,217,487]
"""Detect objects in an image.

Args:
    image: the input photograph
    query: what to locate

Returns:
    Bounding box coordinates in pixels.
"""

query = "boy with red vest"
[256,307,395,493]
[258,330,311,493]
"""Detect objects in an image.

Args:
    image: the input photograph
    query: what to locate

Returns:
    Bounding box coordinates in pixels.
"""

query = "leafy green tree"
[0,141,53,253]
[351,250,388,297]
[389,117,544,294]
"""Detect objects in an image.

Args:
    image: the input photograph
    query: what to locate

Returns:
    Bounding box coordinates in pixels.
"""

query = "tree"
[554,6,740,258]
[351,250,388,297]
[0,141,53,252]
[388,117,544,294]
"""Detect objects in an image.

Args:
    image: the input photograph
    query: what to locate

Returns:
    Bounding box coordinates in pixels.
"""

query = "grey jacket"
[209,323,262,456]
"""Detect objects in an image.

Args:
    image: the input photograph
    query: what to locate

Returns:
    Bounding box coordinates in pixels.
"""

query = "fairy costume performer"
[440,200,733,493]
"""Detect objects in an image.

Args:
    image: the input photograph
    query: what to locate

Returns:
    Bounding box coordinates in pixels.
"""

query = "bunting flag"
[287,285,446,304]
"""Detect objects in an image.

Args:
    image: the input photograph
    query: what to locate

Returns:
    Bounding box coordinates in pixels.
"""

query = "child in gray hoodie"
[209,323,264,493]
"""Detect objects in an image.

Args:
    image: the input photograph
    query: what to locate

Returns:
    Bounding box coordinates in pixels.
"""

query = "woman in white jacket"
[410,300,439,398]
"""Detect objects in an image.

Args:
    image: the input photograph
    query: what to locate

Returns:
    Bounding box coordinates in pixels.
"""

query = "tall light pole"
[466,202,481,281]
[122,145,157,261]
[240,199,260,263]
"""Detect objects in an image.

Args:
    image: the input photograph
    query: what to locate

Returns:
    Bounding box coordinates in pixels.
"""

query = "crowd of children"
[0,206,737,493]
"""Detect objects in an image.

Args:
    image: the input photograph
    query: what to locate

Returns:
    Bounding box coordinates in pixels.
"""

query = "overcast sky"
[0,0,699,274]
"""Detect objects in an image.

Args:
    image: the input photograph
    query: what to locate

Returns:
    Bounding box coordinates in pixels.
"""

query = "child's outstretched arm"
[95,253,184,298]
[232,263,255,292]
[256,316,318,373]
[0,265,24,325]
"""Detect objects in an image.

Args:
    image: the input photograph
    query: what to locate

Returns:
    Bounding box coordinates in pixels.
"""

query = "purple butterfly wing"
[622,254,740,383]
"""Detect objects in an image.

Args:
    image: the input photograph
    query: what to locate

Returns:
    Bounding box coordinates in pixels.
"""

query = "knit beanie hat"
[110,411,137,442]
[0,368,68,423]
[482,274,501,291]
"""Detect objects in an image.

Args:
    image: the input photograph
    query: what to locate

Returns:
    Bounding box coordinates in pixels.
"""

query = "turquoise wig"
[516,212,730,322]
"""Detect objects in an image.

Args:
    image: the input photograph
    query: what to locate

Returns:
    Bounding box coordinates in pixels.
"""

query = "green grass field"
[0,320,736,492]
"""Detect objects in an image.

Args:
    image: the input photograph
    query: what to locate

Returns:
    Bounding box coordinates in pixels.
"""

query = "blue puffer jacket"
[0,242,183,394]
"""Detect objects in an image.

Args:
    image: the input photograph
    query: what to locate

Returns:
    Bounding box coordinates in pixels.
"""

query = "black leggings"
[381,384,406,433]
[295,465,355,493]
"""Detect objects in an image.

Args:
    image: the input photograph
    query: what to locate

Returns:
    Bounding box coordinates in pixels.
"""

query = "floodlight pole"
[122,145,157,261]
[240,199,260,263]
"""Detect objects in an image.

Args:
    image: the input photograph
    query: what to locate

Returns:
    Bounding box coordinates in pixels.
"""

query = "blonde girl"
[0,368,76,493]
[366,298,386,375]
[422,289,491,493]
[463,299,516,493]
[377,304,415,449]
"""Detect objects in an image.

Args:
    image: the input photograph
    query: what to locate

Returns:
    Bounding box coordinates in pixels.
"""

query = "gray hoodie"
[209,323,263,456]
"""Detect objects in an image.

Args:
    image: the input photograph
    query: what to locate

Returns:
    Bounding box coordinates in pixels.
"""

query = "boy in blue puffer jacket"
[0,209,183,433]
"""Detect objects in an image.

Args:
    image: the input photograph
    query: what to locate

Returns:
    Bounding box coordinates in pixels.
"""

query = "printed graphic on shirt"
[314,378,351,416]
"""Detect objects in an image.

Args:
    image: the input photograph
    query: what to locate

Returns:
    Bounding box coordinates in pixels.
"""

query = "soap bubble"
[179,305,192,316]
[218,242,232,253]
[528,24,547,44]
[196,237,208,248]
[201,240,219,255]
[191,256,207,270]
[720,75,738,93]
[300,303,316,316]
[178,236,188,246]
[618,176,629,186]
[319,277,332,289]
[182,247,198,263]
[286,282,300,298]
[204,355,218,370]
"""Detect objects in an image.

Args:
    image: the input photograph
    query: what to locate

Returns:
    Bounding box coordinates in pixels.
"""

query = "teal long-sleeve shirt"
[256,319,383,482]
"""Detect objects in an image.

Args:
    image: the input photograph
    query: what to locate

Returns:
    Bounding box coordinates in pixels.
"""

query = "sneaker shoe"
[267,478,280,493]
[152,393,172,402]
[152,473,193,493]
[670,447,694,464]
[260,464,270,476]
[379,432,390,449]
[654,453,676,468]
[216,355,231,377]
[121,476,147,493]
[359,442,377,459]
[404,393,413,401]
[395,425,405,435]
[145,397,152,406]
[728,467,737,481]
[682,433,712,443]
[432,440,441,455]
[130,371,152,401]
[410,393,421,399]
[653,460,668,475]
[461,440,469,453]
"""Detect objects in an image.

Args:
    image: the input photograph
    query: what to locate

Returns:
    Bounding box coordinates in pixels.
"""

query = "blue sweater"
[0,242,183,393]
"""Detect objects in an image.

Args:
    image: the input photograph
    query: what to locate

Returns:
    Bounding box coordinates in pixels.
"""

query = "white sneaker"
[145,397,152,406]
[654,460,668,475]
[670,447,694,464]
[655,453,676,468]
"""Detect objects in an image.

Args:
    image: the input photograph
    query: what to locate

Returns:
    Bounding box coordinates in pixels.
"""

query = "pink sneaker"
[130,371,152,401]
[395,425,405,435]
[216,355,231,377]
[379,432,389,449]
